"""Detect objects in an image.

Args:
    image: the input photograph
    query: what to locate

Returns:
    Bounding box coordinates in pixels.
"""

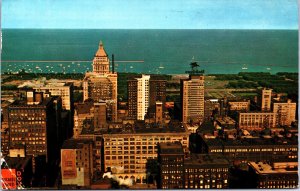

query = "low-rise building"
[158,142,185,189]
[102,121,189,184]
[238,112,276,130]
[61,139,94,187]
[204,99,220,120]
[200,135,298,165]
[248,161,298,189]
[33,82,74,111]
[228,100,250,111]
[184,154,229,189]
[158,142,229,189]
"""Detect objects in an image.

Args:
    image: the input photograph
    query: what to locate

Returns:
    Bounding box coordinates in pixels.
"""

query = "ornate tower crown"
[92,41,110,74]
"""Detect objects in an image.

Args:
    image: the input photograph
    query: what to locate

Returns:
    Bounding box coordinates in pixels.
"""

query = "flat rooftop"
[62,139,93,149]
[215,116,236,125]
[106,121,187,134]
[203,135,298,147]
[185,154,229,168]
[159,142,184,155]
[9,97,53,108]
[249,161,298,174]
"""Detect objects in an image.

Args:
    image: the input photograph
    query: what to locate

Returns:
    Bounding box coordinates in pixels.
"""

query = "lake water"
[2,29,298,74]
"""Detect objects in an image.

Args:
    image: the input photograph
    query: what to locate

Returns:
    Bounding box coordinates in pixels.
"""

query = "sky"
[2,0,299,29]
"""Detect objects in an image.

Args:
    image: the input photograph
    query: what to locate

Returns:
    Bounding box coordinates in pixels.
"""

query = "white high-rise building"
[128,75,150,120]
[137,75,150,120]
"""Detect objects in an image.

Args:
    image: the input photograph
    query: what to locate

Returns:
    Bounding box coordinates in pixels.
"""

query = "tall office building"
[128,75,167,121]
[128,75,150,120]
[258,88,272,111]
[83,41,118,122]
[7,92,62,163]
[181,75,205,124]
[149,79,166,108]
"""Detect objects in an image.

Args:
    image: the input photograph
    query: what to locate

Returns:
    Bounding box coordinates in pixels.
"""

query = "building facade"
[73,101,94,138]
[158,142,229,189]
[61,139,94,187]
[83,42,118,122]
[33,82,74,111]
[184,154,229,189]
[181,75,205,124]
[149,79,166,108]
[238,112,277,130]
[204,99,220,120]
[200,135,298,165]
[158,142,185,189]
[248,161,298,189]
[228,100,250,111]
[128,75,150,120]
[273,99,296,126]
[102,123,189,184]
[7,93,62,163]
[258,88,272,111]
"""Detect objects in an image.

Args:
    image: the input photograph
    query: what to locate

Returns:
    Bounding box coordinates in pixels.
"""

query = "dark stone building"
[157,142,185,189]
[7,92,62,163]
[184,154,229,189]
[157,142,229,189]
[199,134,298,165]
[149,79,166,108]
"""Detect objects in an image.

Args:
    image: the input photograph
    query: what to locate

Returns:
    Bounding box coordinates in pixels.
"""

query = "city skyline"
[3,0,298,29]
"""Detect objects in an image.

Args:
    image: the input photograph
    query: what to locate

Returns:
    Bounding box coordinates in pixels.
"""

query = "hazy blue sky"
[3,0,298,29]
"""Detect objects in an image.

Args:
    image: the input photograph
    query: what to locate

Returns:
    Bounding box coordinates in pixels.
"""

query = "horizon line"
[2,27,299,30]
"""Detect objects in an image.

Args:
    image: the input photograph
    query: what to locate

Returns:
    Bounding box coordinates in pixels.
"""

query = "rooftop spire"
[95,40,107,57]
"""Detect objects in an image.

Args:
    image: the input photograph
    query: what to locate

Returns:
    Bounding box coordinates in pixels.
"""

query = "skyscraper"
[7,92,62,163]
[128,75,150,120]
[83,41,118,121]
[181,74,205,124]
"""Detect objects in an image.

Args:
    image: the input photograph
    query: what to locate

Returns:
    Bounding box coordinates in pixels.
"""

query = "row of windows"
[106,137,188,142]
[11,121,45,125]
[222,148,297,153]
[185,168,227,173]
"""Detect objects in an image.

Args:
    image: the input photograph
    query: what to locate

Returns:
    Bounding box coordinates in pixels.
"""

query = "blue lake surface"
[2,29,298,74]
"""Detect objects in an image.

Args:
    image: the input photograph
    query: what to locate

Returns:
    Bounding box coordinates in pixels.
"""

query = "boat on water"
[130,66,133,69]
[266,67,271,70]
[242,64,248,70]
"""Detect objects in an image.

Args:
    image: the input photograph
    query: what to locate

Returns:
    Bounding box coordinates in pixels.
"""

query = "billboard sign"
[61,150,77,179]
[1,169,17,189]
